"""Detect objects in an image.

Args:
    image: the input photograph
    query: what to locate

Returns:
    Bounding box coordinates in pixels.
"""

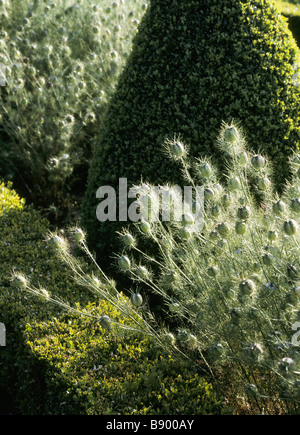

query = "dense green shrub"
[82,0,300,265]
[0,0,146,220]
[14,305,226,415]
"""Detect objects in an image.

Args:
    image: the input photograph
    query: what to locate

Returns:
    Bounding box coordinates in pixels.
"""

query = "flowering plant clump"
[18,123,300,414]
[0,0,146,218]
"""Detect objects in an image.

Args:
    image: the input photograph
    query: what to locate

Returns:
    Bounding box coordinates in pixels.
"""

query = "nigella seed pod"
[181,213,194,226]
[262,253,274,266]
[139,221,151,235]
[118,255,131,270]
[230,308,241,324]
[198,162,212,178]
[247,307,260,320]
[291,198,300,213]
[130,293,143,307]
[228,177,241,191]
[207,266,218,278]
[179,227,192,240]
[186,334,198,350]
[208,343,224,361]
[237,151,248,166]
[237,206,251,220]
[162,332,176,346]
[251,155,266,170]
[209,230,219,241]
[177,329,190,343]
[267,230,277,242]
[287,265,298,280]
[169,302,181,313]
[273,200,286,215]
[136,266,148,279]
[279,357,295,373]
[224,126,239,143]
[217,222,230,238]
[170,141,185,159]
[257,176,271,191]
[283,219,298,236]
[211,204,221,217]
[292,286,300,298]
[245,384,259,398]
[235,221,247,235]
[163,270,176,284]
[245,343,263,361]
[221,193,231,208]
[239,279,255,295]
[204,188,215,200]
[99,315,112,330]
[73,228,85,244]
[121,233,135,247]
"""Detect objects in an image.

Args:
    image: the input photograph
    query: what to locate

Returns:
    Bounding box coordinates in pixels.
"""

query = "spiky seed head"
[251,155,266,170]
[118,255,131,270]
[130,293,143,307]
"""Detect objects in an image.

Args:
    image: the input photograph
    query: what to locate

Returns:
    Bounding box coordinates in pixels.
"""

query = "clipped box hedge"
[19,305,227,415]
[0,183,227,415]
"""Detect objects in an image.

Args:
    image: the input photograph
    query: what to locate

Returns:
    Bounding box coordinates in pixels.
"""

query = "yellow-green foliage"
[0,181,24,215]
[18,305,227,415]
[83,0,300,265]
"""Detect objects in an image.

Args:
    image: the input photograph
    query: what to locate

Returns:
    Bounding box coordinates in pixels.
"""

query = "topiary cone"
[82,0,300,268]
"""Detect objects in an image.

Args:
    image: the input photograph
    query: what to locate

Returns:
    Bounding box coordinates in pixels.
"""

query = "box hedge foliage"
[0,183,226,415]
[18,306,227,415]
[82,0,300,266]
